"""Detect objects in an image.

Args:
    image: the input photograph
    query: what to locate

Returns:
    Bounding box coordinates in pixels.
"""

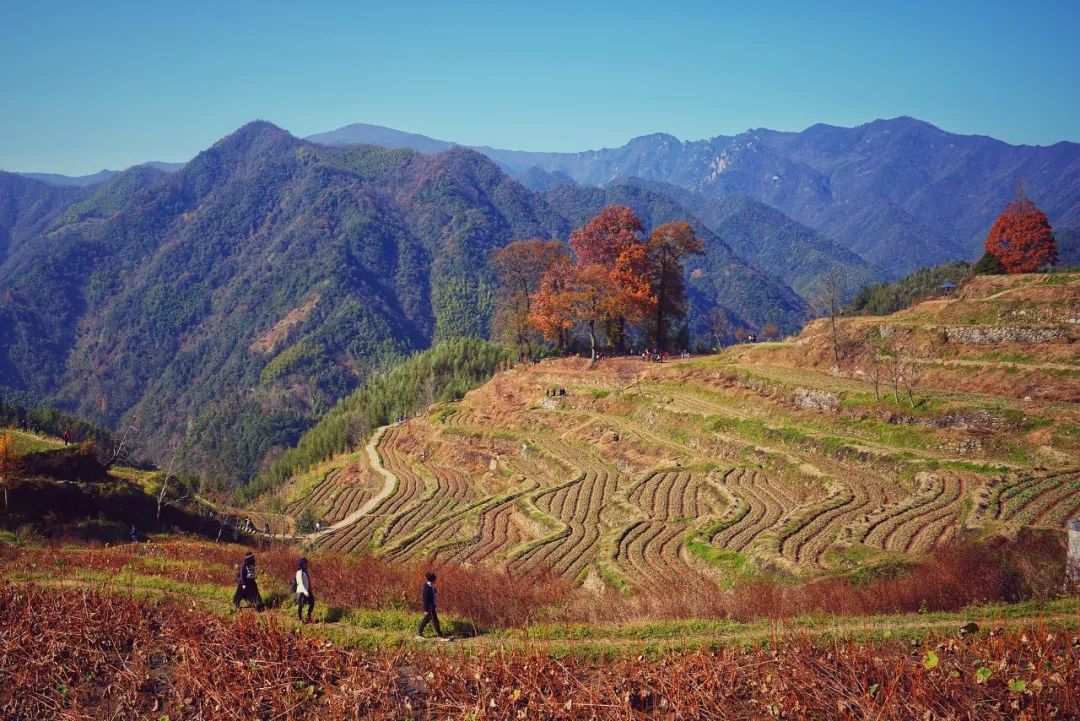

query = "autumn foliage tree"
[529,255,578,351]
[568,206,655,350]
[984,185,1058,273]
[564,264,620,360]
[569,205,644,266]
[0,431,23,511]
[645,222,704,351]
[512,207,709,360]
[491,239,568,358]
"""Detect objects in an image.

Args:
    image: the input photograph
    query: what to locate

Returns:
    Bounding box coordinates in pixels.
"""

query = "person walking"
[416,571,444,639]
[294,557,314,624]
[232,551,264,612]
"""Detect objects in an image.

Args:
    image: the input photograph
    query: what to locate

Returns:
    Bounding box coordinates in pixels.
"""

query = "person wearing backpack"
[232,551,264,612]
[416,570,444,639]
[293,557,314,623]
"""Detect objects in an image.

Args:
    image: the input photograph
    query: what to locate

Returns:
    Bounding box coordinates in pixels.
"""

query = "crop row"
[776,479,855,566]
[998,471,1080,527]
[711,468,788,553]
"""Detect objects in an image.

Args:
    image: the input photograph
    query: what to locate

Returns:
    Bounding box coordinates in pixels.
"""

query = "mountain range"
[1,122,807,483]
[3,116,1077,484]
[310,118,1080,275]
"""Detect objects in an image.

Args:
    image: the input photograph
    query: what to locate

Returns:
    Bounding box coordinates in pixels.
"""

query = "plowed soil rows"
[882,474,965,553]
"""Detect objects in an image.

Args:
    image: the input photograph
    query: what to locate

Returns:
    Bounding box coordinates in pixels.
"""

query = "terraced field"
[270,273,1080,587]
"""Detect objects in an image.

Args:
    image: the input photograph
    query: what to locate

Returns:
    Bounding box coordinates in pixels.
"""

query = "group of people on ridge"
[232,552,445,637]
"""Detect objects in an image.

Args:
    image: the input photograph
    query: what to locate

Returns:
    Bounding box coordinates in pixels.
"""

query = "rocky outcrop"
[792,388,841,412]
[888,409,1007,432]
[943,326,1068,344]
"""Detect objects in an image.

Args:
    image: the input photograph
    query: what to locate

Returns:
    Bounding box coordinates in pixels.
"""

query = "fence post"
[1069,519,1080,584]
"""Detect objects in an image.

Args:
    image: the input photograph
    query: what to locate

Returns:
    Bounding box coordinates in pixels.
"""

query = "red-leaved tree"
[568,205,644,266]
[529,255,578,351]
[566,206,655,350]
[491,238,568,358]
[985,185,1058,273]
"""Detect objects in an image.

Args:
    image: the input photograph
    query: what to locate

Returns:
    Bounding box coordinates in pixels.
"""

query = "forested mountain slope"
[0,122,565,481]
[0,173,87,260]
[614,178,884,300]
[0,122,805,484]
[545,183,808,334]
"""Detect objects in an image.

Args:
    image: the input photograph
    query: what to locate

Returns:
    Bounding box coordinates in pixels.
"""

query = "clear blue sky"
[1,0,1077,175]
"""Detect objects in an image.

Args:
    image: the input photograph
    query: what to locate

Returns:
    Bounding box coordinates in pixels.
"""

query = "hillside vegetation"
[0,123,807,485]
[847,260,974,315]
[5,581,1076,719]
[248,338,507,499]
[269,273,1080,592]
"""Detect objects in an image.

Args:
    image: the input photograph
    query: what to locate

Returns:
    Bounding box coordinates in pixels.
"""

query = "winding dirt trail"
[298,425,399,542]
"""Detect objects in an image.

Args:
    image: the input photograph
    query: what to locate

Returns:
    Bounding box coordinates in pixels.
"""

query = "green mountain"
[0,122,806,485]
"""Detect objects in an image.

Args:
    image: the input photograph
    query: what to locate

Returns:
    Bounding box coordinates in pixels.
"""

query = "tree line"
[490,206,707,360]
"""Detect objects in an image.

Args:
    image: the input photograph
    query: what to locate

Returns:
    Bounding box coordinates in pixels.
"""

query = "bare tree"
[866,347,884,401]
[814,268,845,363]
[107,412,139,468]
[154,419,194,528]
[707,308,736,349]
[899,347,925,408]
[885,346,904,404]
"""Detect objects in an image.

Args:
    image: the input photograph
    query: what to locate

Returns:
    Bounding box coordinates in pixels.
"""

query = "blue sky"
[1,0,1077,175]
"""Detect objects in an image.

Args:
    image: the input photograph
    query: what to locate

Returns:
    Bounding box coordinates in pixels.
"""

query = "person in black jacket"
[416,570,444,639]
[232,551,264,612]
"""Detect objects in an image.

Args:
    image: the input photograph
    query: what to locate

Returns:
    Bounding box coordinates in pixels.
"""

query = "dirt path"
[17,576,1079,654]
[293,425,398,542]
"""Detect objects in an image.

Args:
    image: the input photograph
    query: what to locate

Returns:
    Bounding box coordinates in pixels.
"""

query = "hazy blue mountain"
[17,169,119,187]
[15,161,186,188]
[616,178,885,301]
[516,166,577,192]
[312,118,1080,276]
[306,123,454,154]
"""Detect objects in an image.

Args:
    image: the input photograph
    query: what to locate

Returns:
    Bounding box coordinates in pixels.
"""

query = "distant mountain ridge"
[0,122,805,483]
[14,161,186,187]
[310,118,1080,276]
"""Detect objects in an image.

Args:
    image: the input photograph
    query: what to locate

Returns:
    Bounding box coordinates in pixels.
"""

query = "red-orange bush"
[3,585,1077,720]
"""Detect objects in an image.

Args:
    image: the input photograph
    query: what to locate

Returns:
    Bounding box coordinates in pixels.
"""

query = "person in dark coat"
[232,551,264,612]
[416,570,444,639]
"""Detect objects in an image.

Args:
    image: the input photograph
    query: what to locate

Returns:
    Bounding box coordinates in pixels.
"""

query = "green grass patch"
[685,538,755,587]
[4,429,64,455]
